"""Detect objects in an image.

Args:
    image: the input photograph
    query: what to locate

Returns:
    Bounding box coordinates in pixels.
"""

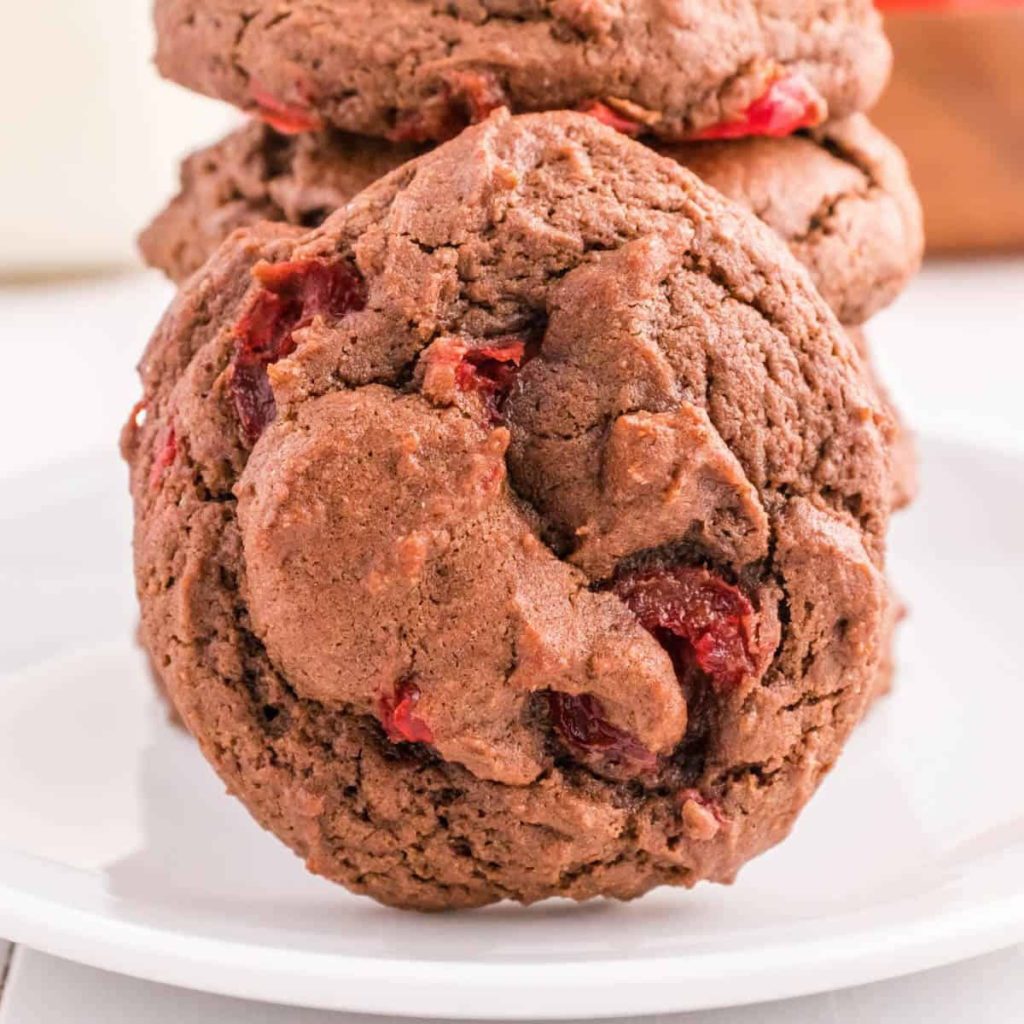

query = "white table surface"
[0,260,1021,1021]
[0,944,1022,1024]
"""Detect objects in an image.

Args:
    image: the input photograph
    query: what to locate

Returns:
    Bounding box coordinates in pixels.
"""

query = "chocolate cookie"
[124,111,893,910]
[142,115,921,328]
[659,116,924,325]
[848,328,917,512]
[140,126,425,287]
[872,591,906,704]
[154,0,890,143]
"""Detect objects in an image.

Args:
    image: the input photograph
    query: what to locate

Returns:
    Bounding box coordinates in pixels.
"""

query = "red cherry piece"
[454,340,530,423]
[148,425,177,488]
[450,69,507,124]
[250,86,323,135]
[614,566,756,690]
[379,679,434,745]
[548,692,657,770]
[388,70,506,142]
[230,258,367,443]
[578,100,643,137]
[692,71,826,141]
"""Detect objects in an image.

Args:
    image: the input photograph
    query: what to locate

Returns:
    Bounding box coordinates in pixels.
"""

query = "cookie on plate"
[124,111,893,910]
[154,0,891,143]
[141,115,922,328]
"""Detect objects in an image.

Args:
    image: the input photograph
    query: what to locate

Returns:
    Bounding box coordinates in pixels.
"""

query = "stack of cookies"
[127,1,921,910]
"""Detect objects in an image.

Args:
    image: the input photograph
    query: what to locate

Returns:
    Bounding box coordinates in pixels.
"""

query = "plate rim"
[0,831,1022,1018]
[2,434,1024,1017]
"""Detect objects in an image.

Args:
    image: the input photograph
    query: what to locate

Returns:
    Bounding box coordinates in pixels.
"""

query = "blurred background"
[0,2,231,277]
[873,2,1024,251]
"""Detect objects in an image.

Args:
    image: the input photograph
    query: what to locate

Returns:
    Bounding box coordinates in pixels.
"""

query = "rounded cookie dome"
[124,111,892,910]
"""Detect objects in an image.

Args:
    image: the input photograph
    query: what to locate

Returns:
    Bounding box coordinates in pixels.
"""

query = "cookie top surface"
[125,111,891,909]
[154,0,891,142]
[141,115,921,327]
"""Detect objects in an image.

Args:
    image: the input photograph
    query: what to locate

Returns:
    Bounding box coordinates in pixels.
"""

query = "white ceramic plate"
[0,437,1022,1018]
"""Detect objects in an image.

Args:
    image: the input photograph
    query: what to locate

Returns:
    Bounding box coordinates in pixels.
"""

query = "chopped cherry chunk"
[379,679,434,745]
[230,258,366,443]
[578,100,643,137]
[548,692,657,771]
[452,69,507,124]
[614,566,757,690]
[454,340,528,422]
[693,70,826,141]
[250,86,323,134]
[148,424,177,488]
[388,70,506,142]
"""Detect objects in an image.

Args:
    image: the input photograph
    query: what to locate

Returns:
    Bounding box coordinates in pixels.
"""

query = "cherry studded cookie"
[139,126,426,287]
[142,115,922,331]
[659,116,923,326]
[154,0,890,143]
[123,111,892,910]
